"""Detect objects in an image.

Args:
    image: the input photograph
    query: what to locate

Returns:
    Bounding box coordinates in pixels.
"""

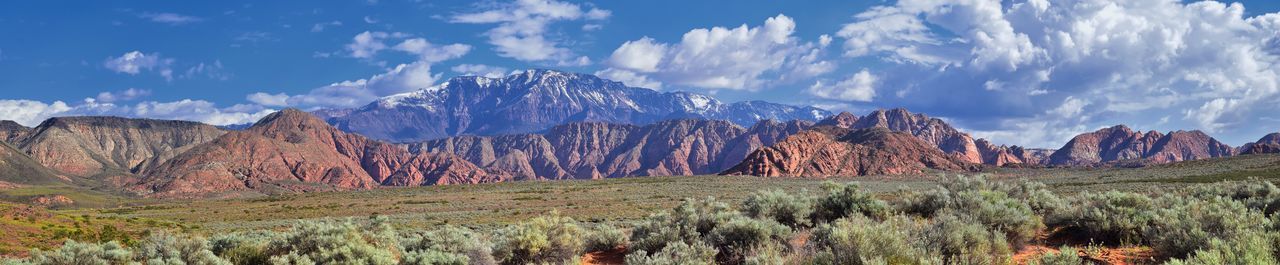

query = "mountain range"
[0,70,1277,198]
[315,69,830,142]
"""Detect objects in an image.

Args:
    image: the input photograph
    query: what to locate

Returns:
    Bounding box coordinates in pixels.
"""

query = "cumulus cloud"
[103,51,175,81]
[834,0,1280,146]
[450,0,608,64]
[598,14,834,91]
[138,12,202,25]
[451,64,511,78]
[808,69,877,102]
[0,98,272,127]
[95,88,152,103]
[252,61,445,109]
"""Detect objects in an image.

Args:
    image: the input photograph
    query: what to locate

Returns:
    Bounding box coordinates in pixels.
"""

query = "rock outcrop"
[1048,125,1233,166]
[15,117,225,184]
[974,139,1054,167]
[814,109,1043,165]
[1239,133,1280,155]
[133,109,506,198]
[318,69,829,142]
[0,120,29,144]
[722,126,972,177]
[411,119,812,179]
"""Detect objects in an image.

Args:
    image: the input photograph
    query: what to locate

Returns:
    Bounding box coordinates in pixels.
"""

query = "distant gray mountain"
[315,69,831,142]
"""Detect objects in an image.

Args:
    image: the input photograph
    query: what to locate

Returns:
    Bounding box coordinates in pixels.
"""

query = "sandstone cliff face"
[1048,125,1233,166]
[411,119,812,179]
[133,109,506,198]
[815,109,999,164]
[722,127,971,177]
[974,139,1054,167]
[16,117,225,184]
[0,141,65,185]
[1239,133,1280,155]
[0,121,29,144]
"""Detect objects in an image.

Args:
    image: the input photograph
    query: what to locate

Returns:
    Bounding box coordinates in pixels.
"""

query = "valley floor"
[2,154,1279,258]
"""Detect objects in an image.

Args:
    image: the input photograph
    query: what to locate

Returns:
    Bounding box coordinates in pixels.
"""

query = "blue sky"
[1,0,1279,148]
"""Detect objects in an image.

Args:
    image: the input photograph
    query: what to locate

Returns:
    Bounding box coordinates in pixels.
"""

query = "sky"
[1,0,1279,148]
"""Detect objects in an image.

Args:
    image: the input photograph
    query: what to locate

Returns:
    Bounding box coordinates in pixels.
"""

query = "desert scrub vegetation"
[5,177,1280,265]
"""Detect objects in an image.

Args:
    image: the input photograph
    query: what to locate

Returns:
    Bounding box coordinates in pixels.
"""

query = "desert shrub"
[742,243,786,265]
[1004,181,1067,217]
[1144,196,1272,258]
[1030,246,1085,265]
[812,182,890,223]
[24,240,133,265]
[706,216,791,264]
[400,250,470,265]
[491,213,588,265]
[949,189,1043,246]
[922,214,1012,265]
[133,230,230,265]
[584,225,628,253]
[264,217,399,265]
[629,198,737,254]
[742,189,813,228]
[400,225,494,265]
[1052,191,1156,245]
[1190,180,1280,215]
[624,241,717,265]
[209,231,277,265]
[1162,232,1279,265]
[809,215,934,265]
[896,187,951,218]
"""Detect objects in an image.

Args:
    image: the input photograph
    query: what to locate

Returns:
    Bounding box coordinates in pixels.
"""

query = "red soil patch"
[581,246,626,265]
[1012,227,1159,265]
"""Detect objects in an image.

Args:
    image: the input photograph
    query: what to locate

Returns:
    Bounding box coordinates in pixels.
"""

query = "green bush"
[584,225,628,253]
[24,240,133,265]
[809,215,934,265]
[401,250,470,265]
[742,189,813,228]
[629,198,737,254]
[949,189,1042,246]
[922,214,1012,265]
[1145,196,1271,258]
[400,225,494,265]
[264,217,399,265]
[812,182,890,223]
[1030,246,1085,265]
[742,243,786,265]
[1190,180,1280,215]
[624,241,717,265]
[706,216,790,264]
[209,231,276,265]
[133,230,230,265]
[1163,232,1279,265]
[1052,191,1156,245]
[491,213,588,265]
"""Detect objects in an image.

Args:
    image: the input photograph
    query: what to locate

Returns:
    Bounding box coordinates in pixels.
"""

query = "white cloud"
[835,0,1280,146]
[103,51,175,81]
[392,38,472,63]
[257,61,444,109]
[95,88,152,103]
[182,60,231,80]
[451,64,511,78]
[311,21,343,32]
[808,69,877,102]
[598,14,833,91]
[0,98,272,127]
[138,12,202,25]
[450,0,608,64]
[246,92,290,107]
